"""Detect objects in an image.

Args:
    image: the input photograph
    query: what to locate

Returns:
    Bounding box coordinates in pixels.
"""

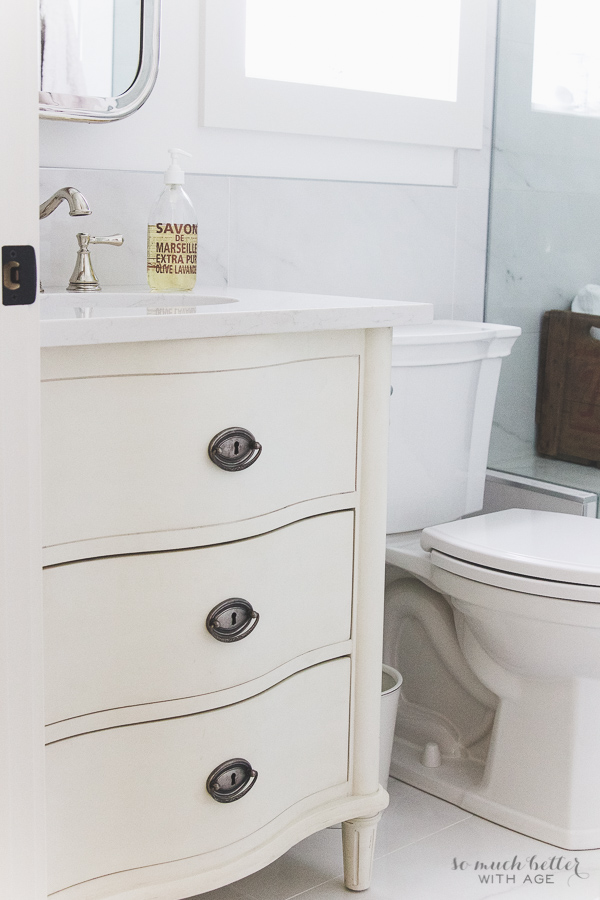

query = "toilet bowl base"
[391,733,600,850]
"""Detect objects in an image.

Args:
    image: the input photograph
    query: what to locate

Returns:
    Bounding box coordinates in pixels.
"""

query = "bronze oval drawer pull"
[206,758,258,803]
[208,427,262,471]
[206,598,259,642]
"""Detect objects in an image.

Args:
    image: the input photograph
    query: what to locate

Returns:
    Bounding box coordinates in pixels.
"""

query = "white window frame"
[202,0,488,150]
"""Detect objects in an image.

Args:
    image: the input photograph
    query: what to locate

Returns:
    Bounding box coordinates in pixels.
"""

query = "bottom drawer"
[46,658,351,894]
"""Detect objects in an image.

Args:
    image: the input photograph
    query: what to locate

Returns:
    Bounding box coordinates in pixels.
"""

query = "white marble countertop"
[39,285,433,347]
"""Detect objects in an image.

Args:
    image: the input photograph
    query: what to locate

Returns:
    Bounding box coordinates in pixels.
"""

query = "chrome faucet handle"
[88,234,125,248]
[67,232,124,292]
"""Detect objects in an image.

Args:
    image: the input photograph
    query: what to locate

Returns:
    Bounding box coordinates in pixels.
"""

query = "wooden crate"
[536,310,600,465]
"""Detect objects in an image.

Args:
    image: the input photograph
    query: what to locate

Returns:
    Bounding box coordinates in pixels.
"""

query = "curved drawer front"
[42,355,359,548]
[44,512,354,724]
[46,658,351,894]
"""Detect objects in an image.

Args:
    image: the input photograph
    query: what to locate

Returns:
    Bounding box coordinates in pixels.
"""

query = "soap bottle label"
[147,223,197,292]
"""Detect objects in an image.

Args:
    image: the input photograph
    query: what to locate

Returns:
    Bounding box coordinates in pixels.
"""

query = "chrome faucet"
[67,232,124,292]
[38,187,92,292]
[39,187,92,220]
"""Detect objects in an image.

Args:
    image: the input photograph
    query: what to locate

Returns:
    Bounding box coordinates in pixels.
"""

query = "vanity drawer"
[46,658,351,895]
[42,355,359,548]
[44,512,354,724]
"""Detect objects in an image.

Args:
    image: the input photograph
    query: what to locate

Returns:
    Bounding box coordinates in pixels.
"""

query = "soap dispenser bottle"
[147,148,198,292]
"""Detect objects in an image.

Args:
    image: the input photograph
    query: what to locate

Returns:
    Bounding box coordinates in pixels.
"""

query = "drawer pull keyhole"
[207,758,258,803]
[206,598,259,642]
[208,427,262,471]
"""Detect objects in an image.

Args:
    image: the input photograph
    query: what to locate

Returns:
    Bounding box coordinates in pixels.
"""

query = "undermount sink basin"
[41,287,238,321]
[141,295,237,308]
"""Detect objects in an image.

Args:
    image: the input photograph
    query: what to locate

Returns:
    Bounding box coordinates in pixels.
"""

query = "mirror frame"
[39,0,161,123]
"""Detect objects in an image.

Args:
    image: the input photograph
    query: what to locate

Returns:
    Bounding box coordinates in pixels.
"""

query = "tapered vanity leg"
[342,812,382,891]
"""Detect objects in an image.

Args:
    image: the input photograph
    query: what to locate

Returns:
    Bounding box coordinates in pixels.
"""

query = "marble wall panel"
[488,189,600,332]
[227,177,458,316]
[453,189,490,322]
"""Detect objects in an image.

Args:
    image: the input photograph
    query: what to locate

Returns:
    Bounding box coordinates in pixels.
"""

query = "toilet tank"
[387,321,520,534]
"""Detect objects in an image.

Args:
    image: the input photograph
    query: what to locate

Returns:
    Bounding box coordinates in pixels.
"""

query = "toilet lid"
[421,508,600,587]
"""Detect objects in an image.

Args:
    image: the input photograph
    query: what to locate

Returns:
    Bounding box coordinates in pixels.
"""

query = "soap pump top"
[147,148,198,292]
[164,147,190,185]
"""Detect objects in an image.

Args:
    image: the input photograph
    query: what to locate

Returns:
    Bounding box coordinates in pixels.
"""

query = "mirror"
[39,0,161,122]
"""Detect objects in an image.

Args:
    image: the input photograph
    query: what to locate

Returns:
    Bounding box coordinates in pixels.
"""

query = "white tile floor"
[190,778,600,900]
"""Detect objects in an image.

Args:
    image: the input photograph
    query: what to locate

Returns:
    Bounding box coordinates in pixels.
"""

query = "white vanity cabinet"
[39,309,408,900]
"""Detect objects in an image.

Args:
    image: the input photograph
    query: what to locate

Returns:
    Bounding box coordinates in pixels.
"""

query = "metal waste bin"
[380,664,402,789]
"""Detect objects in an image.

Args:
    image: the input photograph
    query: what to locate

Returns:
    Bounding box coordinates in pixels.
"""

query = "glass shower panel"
[485,0,600,497]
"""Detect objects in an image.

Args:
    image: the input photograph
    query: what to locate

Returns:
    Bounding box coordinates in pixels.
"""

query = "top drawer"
[42,355,359,548]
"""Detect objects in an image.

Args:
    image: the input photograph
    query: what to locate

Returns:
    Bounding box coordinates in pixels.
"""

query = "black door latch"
[2,245,37,306]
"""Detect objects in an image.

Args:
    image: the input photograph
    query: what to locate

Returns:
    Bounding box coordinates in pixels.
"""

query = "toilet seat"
[422,508,600,596]
[429,549,600,603]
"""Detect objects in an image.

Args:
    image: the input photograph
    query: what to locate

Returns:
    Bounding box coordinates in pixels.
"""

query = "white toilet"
[384,320,600,850]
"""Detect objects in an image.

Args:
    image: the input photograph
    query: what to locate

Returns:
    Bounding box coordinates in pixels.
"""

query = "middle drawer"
[44,512,354,725]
